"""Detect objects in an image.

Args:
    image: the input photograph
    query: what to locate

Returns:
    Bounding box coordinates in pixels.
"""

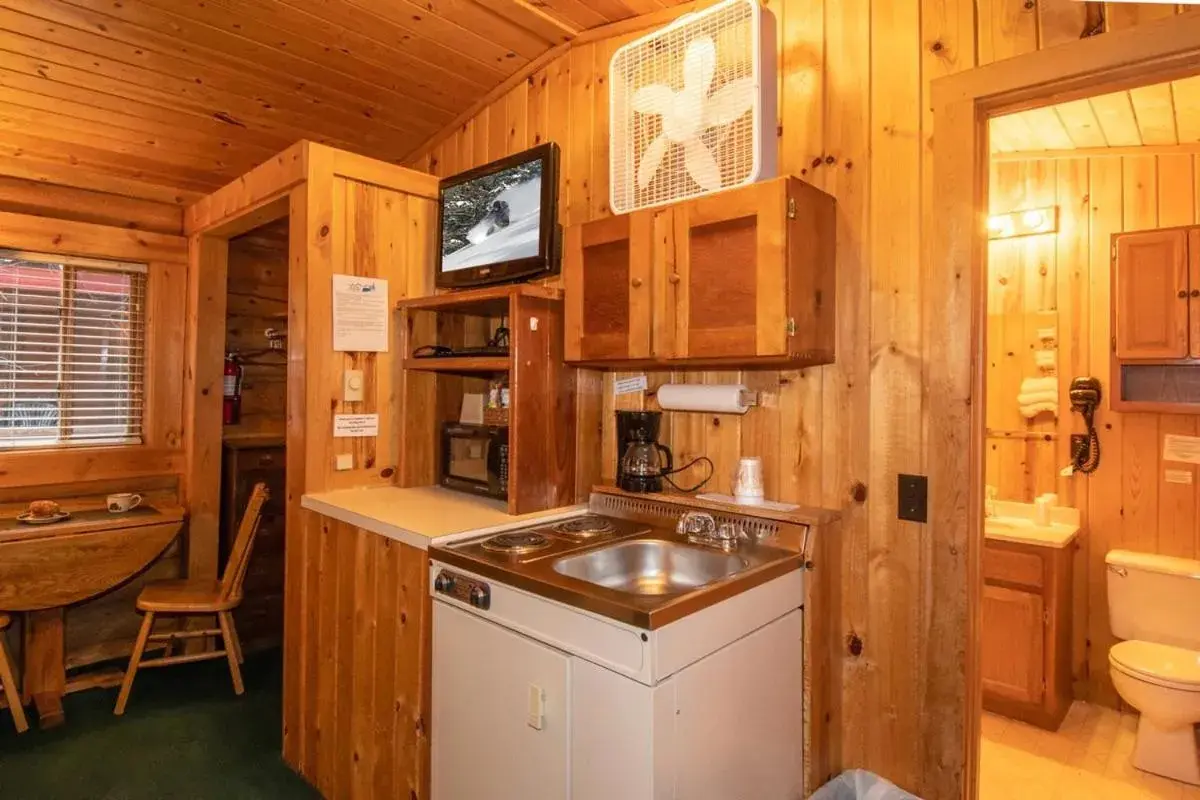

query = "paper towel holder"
[645,387,761,408]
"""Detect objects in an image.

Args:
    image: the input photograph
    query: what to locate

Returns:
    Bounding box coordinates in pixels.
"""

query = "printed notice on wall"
[1164,434,1200,465]
[1165,469,1195,485]
[332,275,388,352]
[613,375,648,396]
[334,414,379,438]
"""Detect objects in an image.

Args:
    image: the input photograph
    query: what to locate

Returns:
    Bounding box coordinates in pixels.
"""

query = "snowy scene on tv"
[441,160,542,271]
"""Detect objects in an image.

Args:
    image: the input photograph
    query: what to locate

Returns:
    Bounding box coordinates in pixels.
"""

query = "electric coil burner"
[551,515,615,539]
[480,530,552,555]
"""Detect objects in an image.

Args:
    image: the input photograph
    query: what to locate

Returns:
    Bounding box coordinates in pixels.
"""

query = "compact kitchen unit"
[429,489,837,800]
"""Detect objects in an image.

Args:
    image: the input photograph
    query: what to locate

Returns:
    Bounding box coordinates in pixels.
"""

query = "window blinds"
[0,250,147,450]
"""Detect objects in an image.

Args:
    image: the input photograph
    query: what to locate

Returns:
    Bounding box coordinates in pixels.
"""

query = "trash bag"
[809,770,921,800]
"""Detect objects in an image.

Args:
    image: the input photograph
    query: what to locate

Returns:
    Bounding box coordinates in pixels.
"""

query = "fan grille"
[610,0,766,214]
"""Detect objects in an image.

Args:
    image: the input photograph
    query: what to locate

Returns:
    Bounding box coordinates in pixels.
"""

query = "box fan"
[609,0,777,215]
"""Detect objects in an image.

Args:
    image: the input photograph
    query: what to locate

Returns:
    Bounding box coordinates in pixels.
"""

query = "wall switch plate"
[335,453,353,471]
[898,474,928,523]
[344,369,364,402]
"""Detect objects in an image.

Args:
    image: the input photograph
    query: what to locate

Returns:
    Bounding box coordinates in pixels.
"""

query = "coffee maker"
[615,410,673,493]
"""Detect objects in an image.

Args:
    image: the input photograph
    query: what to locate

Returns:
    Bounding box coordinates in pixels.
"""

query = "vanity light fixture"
[987,206,1058,240]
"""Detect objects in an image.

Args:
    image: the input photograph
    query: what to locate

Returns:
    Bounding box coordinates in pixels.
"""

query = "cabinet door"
[1114,228,1189,359]
[1190,228,1200,359]
[432,602,570,800]
[981,584,1045,705]
[669,179,790,360]
[563,212,653,362]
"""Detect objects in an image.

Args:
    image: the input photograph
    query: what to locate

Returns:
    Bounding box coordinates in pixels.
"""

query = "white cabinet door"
[432,602,572,800]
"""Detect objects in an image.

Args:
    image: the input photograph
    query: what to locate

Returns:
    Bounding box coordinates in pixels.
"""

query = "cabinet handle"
[1191,290,1200,298]
[668,274,681,285]
[631,277,643,288]
[1180,290,1189,299]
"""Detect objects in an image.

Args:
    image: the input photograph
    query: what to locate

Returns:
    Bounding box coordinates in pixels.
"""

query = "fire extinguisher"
[223,354,243,425]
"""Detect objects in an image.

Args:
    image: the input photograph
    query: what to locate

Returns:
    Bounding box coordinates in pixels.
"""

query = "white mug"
[108,493,143,513]
[733,457,765,502]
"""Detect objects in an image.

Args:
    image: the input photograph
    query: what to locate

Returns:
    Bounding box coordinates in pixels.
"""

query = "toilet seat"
[1110,640,1200,692]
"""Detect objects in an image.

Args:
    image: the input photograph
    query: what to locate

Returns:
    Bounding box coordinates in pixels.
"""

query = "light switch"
[527,684,545,730]
[344,369,364,402]
[335,453,353,471]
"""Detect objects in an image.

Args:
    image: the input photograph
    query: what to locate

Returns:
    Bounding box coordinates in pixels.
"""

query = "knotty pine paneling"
[405,3,1200,795]
[287,514,430,800]
[986,152,1200,707]
[225,220,288,437]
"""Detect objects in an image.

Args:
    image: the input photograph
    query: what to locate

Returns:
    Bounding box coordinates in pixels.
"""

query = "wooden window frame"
[930,15,1200,800]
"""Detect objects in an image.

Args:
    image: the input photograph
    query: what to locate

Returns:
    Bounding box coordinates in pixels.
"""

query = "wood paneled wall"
[985,151,1200,706]
[406,2,1198,794]
[225,221,288,437]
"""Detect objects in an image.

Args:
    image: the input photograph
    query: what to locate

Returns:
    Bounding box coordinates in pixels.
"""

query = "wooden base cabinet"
[564,176,836,368]
[981,539,1073,730]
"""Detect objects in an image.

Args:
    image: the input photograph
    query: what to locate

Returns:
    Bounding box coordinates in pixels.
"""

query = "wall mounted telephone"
[1068,377,1102,474]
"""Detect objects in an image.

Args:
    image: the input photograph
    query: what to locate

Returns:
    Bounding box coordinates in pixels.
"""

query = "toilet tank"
[1108,550,1200,648]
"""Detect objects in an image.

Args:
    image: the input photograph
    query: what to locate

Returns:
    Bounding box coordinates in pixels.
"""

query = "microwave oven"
[440,423,508,500]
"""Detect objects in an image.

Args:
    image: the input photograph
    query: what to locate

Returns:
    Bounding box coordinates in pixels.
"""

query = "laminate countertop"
[300,486,585,550]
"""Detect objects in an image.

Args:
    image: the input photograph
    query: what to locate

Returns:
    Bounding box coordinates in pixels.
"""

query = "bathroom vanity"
[981,503,1080,730]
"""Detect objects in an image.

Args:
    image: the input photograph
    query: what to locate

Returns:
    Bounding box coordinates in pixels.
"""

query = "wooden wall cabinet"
[1112,227,1200,412]
[981,539,1072,730]
[564,176,836,368]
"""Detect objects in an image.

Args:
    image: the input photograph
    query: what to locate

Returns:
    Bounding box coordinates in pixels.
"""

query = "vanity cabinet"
[563,176,836,368]
[981,538,1072,730]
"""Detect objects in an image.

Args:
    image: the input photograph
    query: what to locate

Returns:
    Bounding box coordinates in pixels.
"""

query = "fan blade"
[704,78,757,127]
[637,136,670,190]
[682,37,717,100]
[684,138,722,193]
[632,85,674,116]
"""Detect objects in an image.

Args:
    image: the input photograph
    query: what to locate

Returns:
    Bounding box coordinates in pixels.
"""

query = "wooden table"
[0,505,185,728]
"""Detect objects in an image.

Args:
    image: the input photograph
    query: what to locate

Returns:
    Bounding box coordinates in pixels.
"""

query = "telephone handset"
[1068,377,1102,474]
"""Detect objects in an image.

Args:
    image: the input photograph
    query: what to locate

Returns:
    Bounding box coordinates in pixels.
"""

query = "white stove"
[429,493,811,800]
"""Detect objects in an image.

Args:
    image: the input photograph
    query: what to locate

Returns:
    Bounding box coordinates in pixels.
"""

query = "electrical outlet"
[898,474,928,523]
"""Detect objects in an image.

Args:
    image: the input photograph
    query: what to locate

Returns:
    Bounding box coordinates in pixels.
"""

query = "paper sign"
[334,414,379,438]
[1164,434,1200,464]
[332,275,388,352]
[1165,469,1194,485]
[614,375,648,395]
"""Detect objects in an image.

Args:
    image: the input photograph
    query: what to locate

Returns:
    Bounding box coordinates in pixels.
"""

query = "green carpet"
[0,649,319,800]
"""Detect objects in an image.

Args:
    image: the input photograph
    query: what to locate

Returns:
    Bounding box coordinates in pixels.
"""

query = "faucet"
[677,511,747,552]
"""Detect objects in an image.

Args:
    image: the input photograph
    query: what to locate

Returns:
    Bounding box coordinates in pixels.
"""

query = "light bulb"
[987,215,1014,238]
[1022,209,1047,229]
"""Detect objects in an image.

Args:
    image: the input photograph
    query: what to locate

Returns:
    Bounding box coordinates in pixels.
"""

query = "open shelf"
[402,356,510,374]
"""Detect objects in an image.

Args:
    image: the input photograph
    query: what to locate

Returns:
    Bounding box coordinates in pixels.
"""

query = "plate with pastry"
[17,500,70,525]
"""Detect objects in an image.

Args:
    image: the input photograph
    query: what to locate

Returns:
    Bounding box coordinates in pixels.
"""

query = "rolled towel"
[1018,389,1058,405]
[1020,400,1058,419]
[1020,376,1057,394]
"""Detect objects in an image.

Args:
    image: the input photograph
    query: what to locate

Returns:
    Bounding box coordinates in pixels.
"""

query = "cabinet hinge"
[787,198,797,220]
[786,317,796,336]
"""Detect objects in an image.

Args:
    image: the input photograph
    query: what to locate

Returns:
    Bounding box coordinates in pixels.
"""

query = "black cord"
[488,323,510,349]
[1072,408,1101,474]
[663,456,716,493]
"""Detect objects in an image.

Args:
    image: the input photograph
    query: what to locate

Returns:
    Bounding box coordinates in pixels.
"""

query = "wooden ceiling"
[0,0,689,206]
[991,74,1200,155]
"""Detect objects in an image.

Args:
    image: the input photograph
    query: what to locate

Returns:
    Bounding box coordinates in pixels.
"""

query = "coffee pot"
[615,410,673,493]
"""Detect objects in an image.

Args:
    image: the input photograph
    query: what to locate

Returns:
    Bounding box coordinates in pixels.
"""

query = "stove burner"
[552,515,615,539]
[481,531,552,555]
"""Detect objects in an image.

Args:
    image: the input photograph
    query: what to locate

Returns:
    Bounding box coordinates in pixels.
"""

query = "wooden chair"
[114,483,269,715]
[0,612,28,733]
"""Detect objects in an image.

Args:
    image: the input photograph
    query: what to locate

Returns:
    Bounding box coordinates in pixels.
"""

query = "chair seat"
[136,580,241,613]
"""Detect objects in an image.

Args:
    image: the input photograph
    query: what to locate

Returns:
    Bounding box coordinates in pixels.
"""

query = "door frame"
[929,14,1200,799]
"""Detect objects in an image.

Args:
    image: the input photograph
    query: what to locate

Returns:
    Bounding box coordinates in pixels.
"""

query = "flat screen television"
[436,142,561,289]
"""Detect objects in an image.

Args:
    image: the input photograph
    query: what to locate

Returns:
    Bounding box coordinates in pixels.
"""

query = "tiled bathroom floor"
[981,703,1200,799]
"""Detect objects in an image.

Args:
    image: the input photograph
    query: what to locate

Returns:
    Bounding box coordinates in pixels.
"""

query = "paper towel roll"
[657,383,751,415]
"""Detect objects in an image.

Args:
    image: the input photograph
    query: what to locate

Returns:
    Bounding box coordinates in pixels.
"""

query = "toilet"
[1108,549,1200,785]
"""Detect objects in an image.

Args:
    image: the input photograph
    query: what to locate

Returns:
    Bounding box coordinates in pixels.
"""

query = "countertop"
[985,500,1081,549]
[300,486,585,550]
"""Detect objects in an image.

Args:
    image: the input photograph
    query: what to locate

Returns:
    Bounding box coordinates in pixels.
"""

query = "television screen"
[440,158,543,273]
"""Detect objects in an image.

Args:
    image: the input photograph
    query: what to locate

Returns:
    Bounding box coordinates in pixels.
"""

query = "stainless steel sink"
[553,539,750,595]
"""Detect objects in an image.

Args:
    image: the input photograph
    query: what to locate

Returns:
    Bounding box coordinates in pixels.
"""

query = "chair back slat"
[220,483,269,602]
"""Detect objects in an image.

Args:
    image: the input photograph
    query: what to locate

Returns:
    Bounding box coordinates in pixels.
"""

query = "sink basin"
[553,539,749,595]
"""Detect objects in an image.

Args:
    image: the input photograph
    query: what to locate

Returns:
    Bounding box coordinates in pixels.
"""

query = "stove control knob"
[469,585,491,610]
[434,572,455,594]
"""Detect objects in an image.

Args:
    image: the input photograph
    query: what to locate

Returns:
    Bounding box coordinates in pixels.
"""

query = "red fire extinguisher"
[223,354,243,425]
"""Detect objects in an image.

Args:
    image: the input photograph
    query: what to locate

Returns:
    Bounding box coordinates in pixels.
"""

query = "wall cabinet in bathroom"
[981,539,1073,730]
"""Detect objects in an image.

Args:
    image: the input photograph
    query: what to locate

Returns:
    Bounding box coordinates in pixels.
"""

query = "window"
[0,250,147,450]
